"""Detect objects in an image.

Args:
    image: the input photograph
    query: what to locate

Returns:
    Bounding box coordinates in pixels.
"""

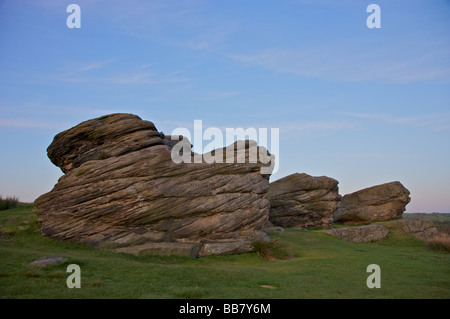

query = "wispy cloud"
[58,65,192,85]
[0,99,140,122]
[282,120,358,133]
[107,72,156,85]
[63,60,113,77]
[183,34,224,50]
[106,72,191,85]
[0,118,67,130]
[230,38,450,83]
[327,152,409,160]
[339,112,387,120]
[341,111,450,131]
[177,27,235,51]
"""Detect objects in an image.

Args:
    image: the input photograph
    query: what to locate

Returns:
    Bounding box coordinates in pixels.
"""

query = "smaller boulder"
[318,225,390,243]
[381,217,438,241]
[334,181,410,224]
[28,256,68,267]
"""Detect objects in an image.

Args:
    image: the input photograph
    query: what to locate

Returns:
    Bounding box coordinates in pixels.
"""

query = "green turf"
[1,205,449,299]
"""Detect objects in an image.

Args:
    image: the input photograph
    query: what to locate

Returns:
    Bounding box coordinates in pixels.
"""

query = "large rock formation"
[334,181,411,225]
[268,173,340,228]
[34,113,274,257]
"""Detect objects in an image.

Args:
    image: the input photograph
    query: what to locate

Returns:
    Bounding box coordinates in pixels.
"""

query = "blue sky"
[0,0,449,213]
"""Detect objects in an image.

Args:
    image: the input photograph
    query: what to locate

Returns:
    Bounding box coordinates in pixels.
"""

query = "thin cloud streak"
[63,60,114,77]
[342,111,450,131]
[57,71,192,85]
[230,39,450,83]
[0,118,67,130]
[280,120,359,133]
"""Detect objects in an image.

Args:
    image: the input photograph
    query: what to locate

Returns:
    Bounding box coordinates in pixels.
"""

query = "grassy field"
[0,204,449,299]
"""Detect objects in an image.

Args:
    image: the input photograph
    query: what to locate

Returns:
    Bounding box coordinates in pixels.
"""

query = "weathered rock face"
[34,113,273,257]
[381,217,438,241]
[318,225,390,243]
[319,217,438,243]
[334,182,411,225]
[318,217,439,243]
[268,173,340,228]
[47,113,164,174]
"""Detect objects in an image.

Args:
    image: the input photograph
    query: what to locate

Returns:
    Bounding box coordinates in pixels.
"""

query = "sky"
[0,0,449,213]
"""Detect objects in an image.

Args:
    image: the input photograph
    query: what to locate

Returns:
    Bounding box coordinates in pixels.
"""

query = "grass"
[0,195,19,211]
[252,239,290,261]
[426,234,450,252]
[0,204,449,299]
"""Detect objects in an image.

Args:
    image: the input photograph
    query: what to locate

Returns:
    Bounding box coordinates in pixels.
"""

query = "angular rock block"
[320,216,438,243]
[334,181,411,225]
[381,217,438,241]
[34,113,274,257]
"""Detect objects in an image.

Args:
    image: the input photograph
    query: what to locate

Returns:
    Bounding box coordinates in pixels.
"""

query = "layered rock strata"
[268,173,340,228]
[334,181,411,225]
[34,113,273,257]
